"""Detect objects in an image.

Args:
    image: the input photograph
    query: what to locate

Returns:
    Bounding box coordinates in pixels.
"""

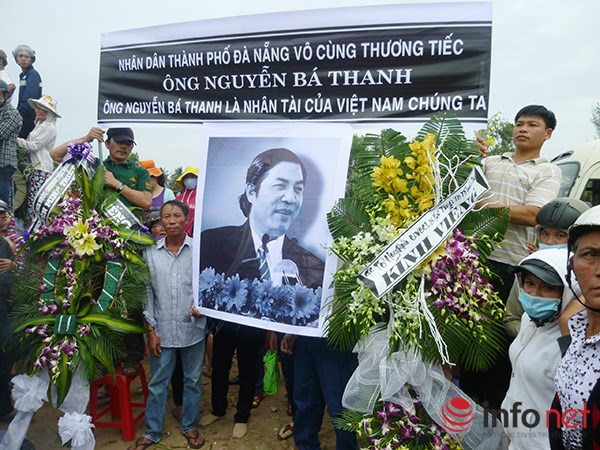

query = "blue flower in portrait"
[198,267,217,291]
[222,274,248,313]
[269,285,294,321]
[250,279,275,317]
[289,285,320,325]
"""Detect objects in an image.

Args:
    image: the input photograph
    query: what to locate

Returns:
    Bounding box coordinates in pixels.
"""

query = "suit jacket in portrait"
[200,221,324,290]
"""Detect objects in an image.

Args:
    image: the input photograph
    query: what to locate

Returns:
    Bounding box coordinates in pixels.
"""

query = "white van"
[551,139,600,206]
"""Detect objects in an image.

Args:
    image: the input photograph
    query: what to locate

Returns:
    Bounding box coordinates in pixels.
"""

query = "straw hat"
[139,160,163,177]
[28,95,61,118]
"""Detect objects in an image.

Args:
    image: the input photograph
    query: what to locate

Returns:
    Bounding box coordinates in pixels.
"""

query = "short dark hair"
[238,148,307,217]
[160,200,189,218]
[514,105,557,130]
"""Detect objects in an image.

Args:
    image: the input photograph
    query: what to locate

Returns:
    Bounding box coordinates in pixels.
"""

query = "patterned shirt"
[0,102,22,167]
[482,153,561,265]
[554,310,600,449]
[143,235,206,348]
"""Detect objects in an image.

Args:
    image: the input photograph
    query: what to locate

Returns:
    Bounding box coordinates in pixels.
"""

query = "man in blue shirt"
[12,45,42,139]
[130,200,207,450]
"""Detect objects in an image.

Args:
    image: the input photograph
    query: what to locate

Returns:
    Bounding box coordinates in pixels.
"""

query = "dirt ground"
[6,361,337,450]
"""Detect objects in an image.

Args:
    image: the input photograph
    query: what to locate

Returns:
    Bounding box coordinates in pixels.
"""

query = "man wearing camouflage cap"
[0,80,22,208]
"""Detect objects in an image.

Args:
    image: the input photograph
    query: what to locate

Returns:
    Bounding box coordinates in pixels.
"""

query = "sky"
[3,0,599,174]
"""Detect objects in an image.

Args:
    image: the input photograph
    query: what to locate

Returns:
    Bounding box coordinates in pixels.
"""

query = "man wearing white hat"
[12,44,42,139]
[16,95,60,222]
[0,80,22,208]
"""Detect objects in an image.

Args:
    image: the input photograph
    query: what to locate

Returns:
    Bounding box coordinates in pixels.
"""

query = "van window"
[556,162,580,197]
[580,179,600,206]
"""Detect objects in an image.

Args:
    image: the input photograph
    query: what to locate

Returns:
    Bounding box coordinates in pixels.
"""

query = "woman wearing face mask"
[504,198,589,338]
[501,247,578,450]
[175,166,198,237]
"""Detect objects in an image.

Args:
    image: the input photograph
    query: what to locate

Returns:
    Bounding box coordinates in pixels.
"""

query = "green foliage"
[9,159,154,407]
[167,166,183,194]
[326,114,509,370]
[485,112,515,156]
[458,207,510,260]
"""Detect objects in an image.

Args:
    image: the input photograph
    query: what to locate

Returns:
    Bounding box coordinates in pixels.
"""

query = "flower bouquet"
[326,116,509,448]
[9,143,155,407]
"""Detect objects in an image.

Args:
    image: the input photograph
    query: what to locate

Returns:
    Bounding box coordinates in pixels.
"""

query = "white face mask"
[183,177,197,190]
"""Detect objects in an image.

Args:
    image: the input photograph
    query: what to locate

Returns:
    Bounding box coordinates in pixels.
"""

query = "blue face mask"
[518,289,561,320]
[183,177,197,190]
[538,243,568,250]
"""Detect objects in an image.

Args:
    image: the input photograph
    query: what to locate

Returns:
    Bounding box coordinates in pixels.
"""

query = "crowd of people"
[0,43,599,450]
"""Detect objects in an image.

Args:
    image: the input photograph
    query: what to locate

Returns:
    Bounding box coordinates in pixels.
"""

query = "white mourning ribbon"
[0,370,95,450]
[0,373,49,450]
[56,370,95,450]
[342,327,504,450]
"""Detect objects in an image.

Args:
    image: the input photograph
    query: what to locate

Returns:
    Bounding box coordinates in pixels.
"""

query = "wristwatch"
[116,182,126,192]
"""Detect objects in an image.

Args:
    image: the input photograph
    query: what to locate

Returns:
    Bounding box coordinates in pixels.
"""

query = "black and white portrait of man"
[194,125,351,336]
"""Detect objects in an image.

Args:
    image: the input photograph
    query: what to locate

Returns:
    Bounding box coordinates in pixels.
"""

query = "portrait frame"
[193,122,353,337]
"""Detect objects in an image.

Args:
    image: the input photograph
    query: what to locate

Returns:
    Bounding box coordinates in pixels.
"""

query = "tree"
[591,102,600,138]
[167,167,183,194]
[485,112,515,156]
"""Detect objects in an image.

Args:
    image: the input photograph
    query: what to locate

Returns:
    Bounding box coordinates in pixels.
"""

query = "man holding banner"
[50,126,152,211]
[50,126,152,376]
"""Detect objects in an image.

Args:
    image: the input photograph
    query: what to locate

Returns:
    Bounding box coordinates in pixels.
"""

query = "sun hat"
[139,160,162,177]
[509,258,563,287]
[28,95,61,118]
[176,166,199,186]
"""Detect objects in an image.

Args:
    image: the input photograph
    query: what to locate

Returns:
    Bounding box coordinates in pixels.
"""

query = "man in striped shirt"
[462,105,562,409]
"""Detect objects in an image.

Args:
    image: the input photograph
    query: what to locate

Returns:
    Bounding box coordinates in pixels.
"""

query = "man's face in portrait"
[247,161,304,239]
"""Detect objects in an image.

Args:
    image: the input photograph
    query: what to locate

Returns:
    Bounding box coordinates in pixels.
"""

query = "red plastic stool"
[89,366,149,441]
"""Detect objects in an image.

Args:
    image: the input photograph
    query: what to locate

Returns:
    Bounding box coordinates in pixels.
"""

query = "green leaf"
[327,198,372,240]
[74,338,97,381]
[122,250,145,265]
[117,228,156,246]
[54,353,72,407]
[29,236,65,254]
[459,208,510,259]
[81,313,147,334]
[14,316,55,333]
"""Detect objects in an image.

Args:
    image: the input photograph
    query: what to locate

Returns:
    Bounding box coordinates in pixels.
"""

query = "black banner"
[98,20,491,123]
